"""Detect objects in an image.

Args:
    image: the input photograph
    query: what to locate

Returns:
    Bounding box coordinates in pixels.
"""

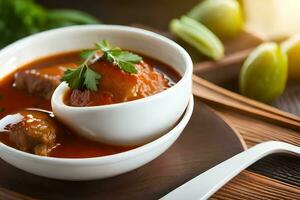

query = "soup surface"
[0,51,180,158]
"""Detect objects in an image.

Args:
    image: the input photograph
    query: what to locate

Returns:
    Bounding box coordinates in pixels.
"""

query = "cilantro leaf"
[61,39,142,91]
[97,40,142,74]
[112,51,142,63]
[107,50,141,73]
[96,40,111,52]
[62,64,100,91]
[118,61,139,73]
[80,49,98,60]
[84,67,101,91]
[61,67,85,89]
[105,50,142,73]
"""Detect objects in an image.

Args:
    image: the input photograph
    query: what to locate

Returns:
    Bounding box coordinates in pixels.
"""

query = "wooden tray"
[192,32,300,199]
[193,30,300,117]
[0,99,245,200]
[196,78,300,199]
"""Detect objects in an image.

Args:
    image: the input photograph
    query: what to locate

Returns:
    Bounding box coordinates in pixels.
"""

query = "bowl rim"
[29,25,193,110]
[0,24,192,110]
[0,96,194,164]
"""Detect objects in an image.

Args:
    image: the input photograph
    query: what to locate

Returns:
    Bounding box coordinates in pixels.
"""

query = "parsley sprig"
[62,40,142,91]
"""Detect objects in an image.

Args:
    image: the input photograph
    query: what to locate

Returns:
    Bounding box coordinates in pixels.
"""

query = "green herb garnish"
[0,94,3,100]
[0,0,100,48]
[96,40,142,74]
[0,107,4,112]
[62,40,142,91]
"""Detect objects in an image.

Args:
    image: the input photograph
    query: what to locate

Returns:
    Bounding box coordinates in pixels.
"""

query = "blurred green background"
[37,0,200,30]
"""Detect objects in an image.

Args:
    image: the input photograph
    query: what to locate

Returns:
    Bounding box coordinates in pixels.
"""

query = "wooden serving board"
[0,99,245,200]
[192,32,300,199]
[209,104,300,199]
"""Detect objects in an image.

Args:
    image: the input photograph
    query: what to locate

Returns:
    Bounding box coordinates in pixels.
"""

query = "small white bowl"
[0,25,192,146]
[0,96,193,181]
[49,25,193,145]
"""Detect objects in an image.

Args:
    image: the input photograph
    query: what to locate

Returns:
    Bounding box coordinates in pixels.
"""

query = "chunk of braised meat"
[94,60,170,101]
[66,60,170,106]
[13,64,75,100]
[68,90,114,107]
[7,110,58,156]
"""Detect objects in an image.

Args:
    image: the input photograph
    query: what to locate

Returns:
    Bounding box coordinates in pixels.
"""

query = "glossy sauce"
[0,51,180,158]
[0,112,134,158]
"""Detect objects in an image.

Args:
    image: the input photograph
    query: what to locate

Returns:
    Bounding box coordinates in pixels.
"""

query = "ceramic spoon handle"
[161,141,300,200]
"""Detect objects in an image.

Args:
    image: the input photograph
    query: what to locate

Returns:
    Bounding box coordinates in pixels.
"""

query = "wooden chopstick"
[192,75,300,130]
[193,75,300,123]
[193,48,253,74]
[131,23,300,128]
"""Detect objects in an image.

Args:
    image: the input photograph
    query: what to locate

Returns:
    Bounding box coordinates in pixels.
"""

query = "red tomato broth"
[64,57,180,107]
[49,131,135,158]
[0,51,180,158]
[0,51,81,119]
[0,121,135,158]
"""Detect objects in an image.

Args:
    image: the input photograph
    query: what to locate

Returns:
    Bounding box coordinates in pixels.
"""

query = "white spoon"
[161,141,300,200]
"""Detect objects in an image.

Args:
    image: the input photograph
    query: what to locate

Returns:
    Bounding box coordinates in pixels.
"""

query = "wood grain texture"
[211,171,300,200]
[192,76,300,131]
[0,187,34,200]
[3,1,299,198]
[194,30,265,83]
[211,103,300,189]
[1,100,298,200]
[215,107,300,147]
[193,50,300,198]
[249,154,300,187]
[193,48,252,75]
[0,100,245,200]
[222,28,267,54]
[274,82,300,116]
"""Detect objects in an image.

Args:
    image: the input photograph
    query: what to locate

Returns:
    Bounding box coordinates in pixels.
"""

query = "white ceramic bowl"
[46,25,193,146]
[0,96,193,181]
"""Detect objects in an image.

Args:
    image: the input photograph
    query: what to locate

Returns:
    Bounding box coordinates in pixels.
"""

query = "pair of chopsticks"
[132,24,283,128]
[192,75,300,131]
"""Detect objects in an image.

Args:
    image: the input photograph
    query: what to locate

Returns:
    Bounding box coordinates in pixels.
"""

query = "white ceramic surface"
[0,96,193,181]
[161,141,300,200]
[46,25,193,146]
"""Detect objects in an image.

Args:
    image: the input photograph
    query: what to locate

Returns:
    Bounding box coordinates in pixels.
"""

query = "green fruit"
[187,0,244,39]
[239,43,288,103]
[281,35,300,80]
[169,16,224,60]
